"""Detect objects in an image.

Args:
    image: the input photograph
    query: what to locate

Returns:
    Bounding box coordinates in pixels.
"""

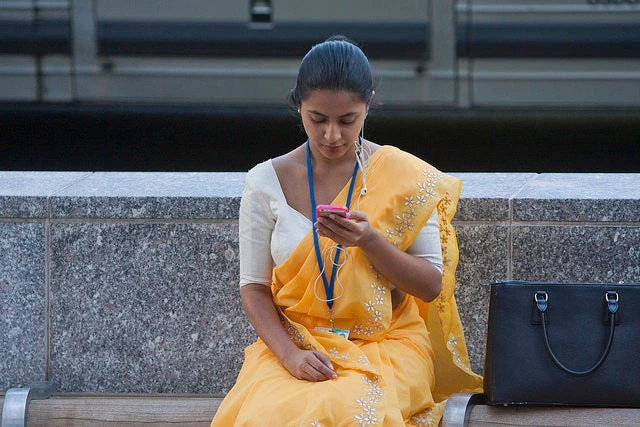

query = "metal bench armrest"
[2,381,56,427]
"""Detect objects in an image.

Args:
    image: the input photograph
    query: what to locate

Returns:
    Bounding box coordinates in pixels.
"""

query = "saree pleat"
[212,146,482,427]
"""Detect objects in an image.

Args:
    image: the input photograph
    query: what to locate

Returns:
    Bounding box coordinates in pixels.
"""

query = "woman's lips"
[322,144,345,152]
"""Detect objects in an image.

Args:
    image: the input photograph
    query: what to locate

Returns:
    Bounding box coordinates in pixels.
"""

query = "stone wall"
[1,172,639,394]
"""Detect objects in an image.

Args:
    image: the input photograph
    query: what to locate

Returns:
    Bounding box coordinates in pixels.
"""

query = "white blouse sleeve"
[388,209,442,291]
[239,165,276,287]
[406,209,443,274]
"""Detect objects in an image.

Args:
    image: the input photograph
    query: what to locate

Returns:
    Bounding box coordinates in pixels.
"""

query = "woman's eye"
[308,117,355,125]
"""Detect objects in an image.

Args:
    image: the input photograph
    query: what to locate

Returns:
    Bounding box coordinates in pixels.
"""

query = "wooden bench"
[0,395,222,426]
[3,385,640,426]
[1,383,222,426]
[442,393,640,427]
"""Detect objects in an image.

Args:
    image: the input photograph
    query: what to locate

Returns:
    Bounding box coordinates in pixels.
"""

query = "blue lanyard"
[306,140,359,310]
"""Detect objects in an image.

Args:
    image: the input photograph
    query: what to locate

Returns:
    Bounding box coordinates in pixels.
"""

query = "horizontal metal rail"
[457,4,640,13]
[0,1,69,11]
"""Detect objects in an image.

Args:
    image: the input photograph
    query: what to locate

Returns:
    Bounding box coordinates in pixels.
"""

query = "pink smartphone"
[316,204,349,218]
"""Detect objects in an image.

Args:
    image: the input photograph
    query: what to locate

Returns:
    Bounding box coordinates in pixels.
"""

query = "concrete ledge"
[1,171,639,394]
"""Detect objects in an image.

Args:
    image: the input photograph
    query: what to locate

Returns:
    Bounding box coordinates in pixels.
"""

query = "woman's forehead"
[301,89,365,110]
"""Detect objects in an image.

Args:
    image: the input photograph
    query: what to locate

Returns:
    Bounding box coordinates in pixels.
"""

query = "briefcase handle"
[535,290,619,376]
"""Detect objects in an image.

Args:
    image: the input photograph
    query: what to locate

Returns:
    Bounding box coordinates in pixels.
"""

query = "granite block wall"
[1,222,46,390]
[1,171,639,394]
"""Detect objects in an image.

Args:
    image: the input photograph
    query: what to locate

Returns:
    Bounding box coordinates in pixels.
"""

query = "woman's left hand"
[318,209,443,302]
[315,210,373,248]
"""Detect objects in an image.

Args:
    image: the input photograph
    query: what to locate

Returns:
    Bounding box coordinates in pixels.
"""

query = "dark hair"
[288,35,375,109]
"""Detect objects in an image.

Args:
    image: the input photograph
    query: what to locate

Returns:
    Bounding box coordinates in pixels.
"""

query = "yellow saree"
[212,146,482,426]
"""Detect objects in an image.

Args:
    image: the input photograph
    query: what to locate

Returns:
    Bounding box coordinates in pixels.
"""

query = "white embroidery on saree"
[410,401,446,427]
[327,348,375,373]
[281,316,315,350]
[358,355,373,367]
[352,279,386,338]
[385,168,442,247]
[410,410,435,426]
[356,167,442,338]
[354,375,383,426]
[447,334,472,373]
[329,346,352,362]
[438,197,454,273]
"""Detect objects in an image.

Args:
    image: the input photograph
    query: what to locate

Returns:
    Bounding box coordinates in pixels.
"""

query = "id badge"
[315,327,350,339]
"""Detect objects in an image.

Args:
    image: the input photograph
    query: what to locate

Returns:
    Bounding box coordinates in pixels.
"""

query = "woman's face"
[300,89,368,161]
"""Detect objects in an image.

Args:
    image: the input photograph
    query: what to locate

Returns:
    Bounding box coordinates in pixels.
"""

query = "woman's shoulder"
[243,160,282,208]
[245,146,304,195]
[375,145,432,171]
[271,145,307,185]
[375,145,461,202]
[375,145,459,184]
[246,159,275,183]
[272,145,305,170]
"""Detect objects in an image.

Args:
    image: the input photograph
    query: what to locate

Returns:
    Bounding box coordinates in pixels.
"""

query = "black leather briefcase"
[483,280,640,407]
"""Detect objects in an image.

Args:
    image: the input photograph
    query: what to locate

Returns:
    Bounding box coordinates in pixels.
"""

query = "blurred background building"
[1,0,639,172]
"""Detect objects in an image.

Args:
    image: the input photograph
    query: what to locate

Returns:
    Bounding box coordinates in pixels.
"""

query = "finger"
[312,351,338,380]
[313,350,334,369]
[330,214,354,229]
[303,361,333,382]
[314,220,331,238]
[315,218,340,237]
[317,226,347,245]
[345,210,367,221]
[319,216,351,234]
[301,364,323,382]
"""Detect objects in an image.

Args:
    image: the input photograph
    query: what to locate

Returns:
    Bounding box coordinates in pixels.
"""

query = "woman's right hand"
[240,285,338,382]
[281,348,337,382]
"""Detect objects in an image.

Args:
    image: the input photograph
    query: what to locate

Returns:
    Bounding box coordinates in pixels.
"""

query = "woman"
[211,36,482,426]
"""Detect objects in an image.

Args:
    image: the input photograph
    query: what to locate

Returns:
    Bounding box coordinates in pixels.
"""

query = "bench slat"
[4,394,640,426]
[1,395,223,426]
[468,405,640,426]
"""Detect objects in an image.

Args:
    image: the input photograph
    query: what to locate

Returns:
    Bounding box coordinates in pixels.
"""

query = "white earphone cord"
[313,244,348,303]
[354,136,373,208]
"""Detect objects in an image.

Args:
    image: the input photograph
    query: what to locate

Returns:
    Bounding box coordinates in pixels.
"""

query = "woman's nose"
[324,122,341,143]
